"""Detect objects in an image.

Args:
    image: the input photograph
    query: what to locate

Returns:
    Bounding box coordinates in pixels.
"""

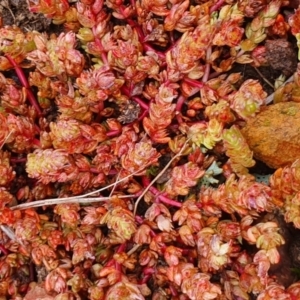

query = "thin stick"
[11,195,133,210]
[109,171,121,198]
[0,225,17,241]
[202,46,212,83]
[265,75,294,104]
[254,67,274,89]
[127,244,141,256]
[133,139,190,215]
[11,165,150,210]
[0,130,13,150]
[0,225,25,248]
[3,0,15,23]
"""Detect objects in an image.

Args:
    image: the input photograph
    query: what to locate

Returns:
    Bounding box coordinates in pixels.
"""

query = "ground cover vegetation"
[1,0,300,298]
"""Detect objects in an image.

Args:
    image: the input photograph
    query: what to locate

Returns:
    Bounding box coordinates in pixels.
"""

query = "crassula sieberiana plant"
[0,0,300,299]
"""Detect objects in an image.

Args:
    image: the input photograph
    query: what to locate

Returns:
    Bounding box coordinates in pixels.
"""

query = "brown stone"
[265,40,298,77]
[241,102,300,169]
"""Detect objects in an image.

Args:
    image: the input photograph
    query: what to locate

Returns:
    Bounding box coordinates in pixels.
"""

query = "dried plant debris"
[0,0,51,31]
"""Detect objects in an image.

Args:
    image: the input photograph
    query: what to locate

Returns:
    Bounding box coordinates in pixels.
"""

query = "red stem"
[135,215,144,224]
[10,157,27,163]
[157,193,182,208]
[127,20,166,60]
[115,261,122,272]
[142,176,182,208]
[137,108,149,122]
[128,20,145,41]
[129,0,136,8]
[121,85,131,96]
[32,139,41,147]
[210,0,225,13]
[0,244,8,255]
[108,169,118,175]
[106,130,121,137]
[88,168,102,174]
[5,55,29,88]
[117,243,126,253]
[169,31,175,45]
[169,284,178,296]
[151,230,157,238]
[138,274,152,284]
[92,27,109,66]
[142,266,155,275]
[103,243,127,269]
[183,77,204,89]
[143,44,166,61]
[104,259,115,267]
[115,242,127,273]
[176,95,186,124]
[202,46,212,83]
[101,52,108,66]
[182,249,189,255]
[176,95,185,112]
[5,55,42,116]
[209,71,222,79]
[132,96,149,110]
[121,85,150,110]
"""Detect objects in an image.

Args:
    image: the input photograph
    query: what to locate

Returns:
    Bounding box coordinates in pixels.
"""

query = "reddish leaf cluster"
[0,0,299,299]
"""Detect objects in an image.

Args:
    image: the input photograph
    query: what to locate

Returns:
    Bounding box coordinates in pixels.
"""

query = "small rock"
[241,101,300,169]
[265,40,297,77]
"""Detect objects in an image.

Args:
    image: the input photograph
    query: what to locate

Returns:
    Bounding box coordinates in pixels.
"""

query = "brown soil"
[0,0,51,31]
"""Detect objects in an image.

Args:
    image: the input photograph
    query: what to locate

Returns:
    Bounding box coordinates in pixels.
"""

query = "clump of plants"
[1,0,300,299]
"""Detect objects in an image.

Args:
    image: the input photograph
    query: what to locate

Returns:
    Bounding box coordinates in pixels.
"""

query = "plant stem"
[170,284,178,296]
[115,242,126,272]
[89,167,101,174]
[106,129,121,137]
[127,20,166,60]
[135,215,144,224]
[132,96,149,110]
[137,109,149,122]
[157,193,182,207]
[133,139,190,215]
[254,66,274,89]
[0,244,8,255]
[92,27,109,66]
[138,266,155,284]
[5,55,42,117]
[121,86,149,110]
[176,95,186,124]
[128,20,144,41]
[11,165,150,210]
[138,274,152,284]
[210,0,225,13]
[32,138,41,147]
[142,266,155,275]
[126,244,140,256]
[143,44,166,61]
[202,46,212,83]
[121,85,150,110]
[183,77,204,89]
[11,195,134,210]
[142,176,182,208]
[10,157,27,163]
[265,75,294,104]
